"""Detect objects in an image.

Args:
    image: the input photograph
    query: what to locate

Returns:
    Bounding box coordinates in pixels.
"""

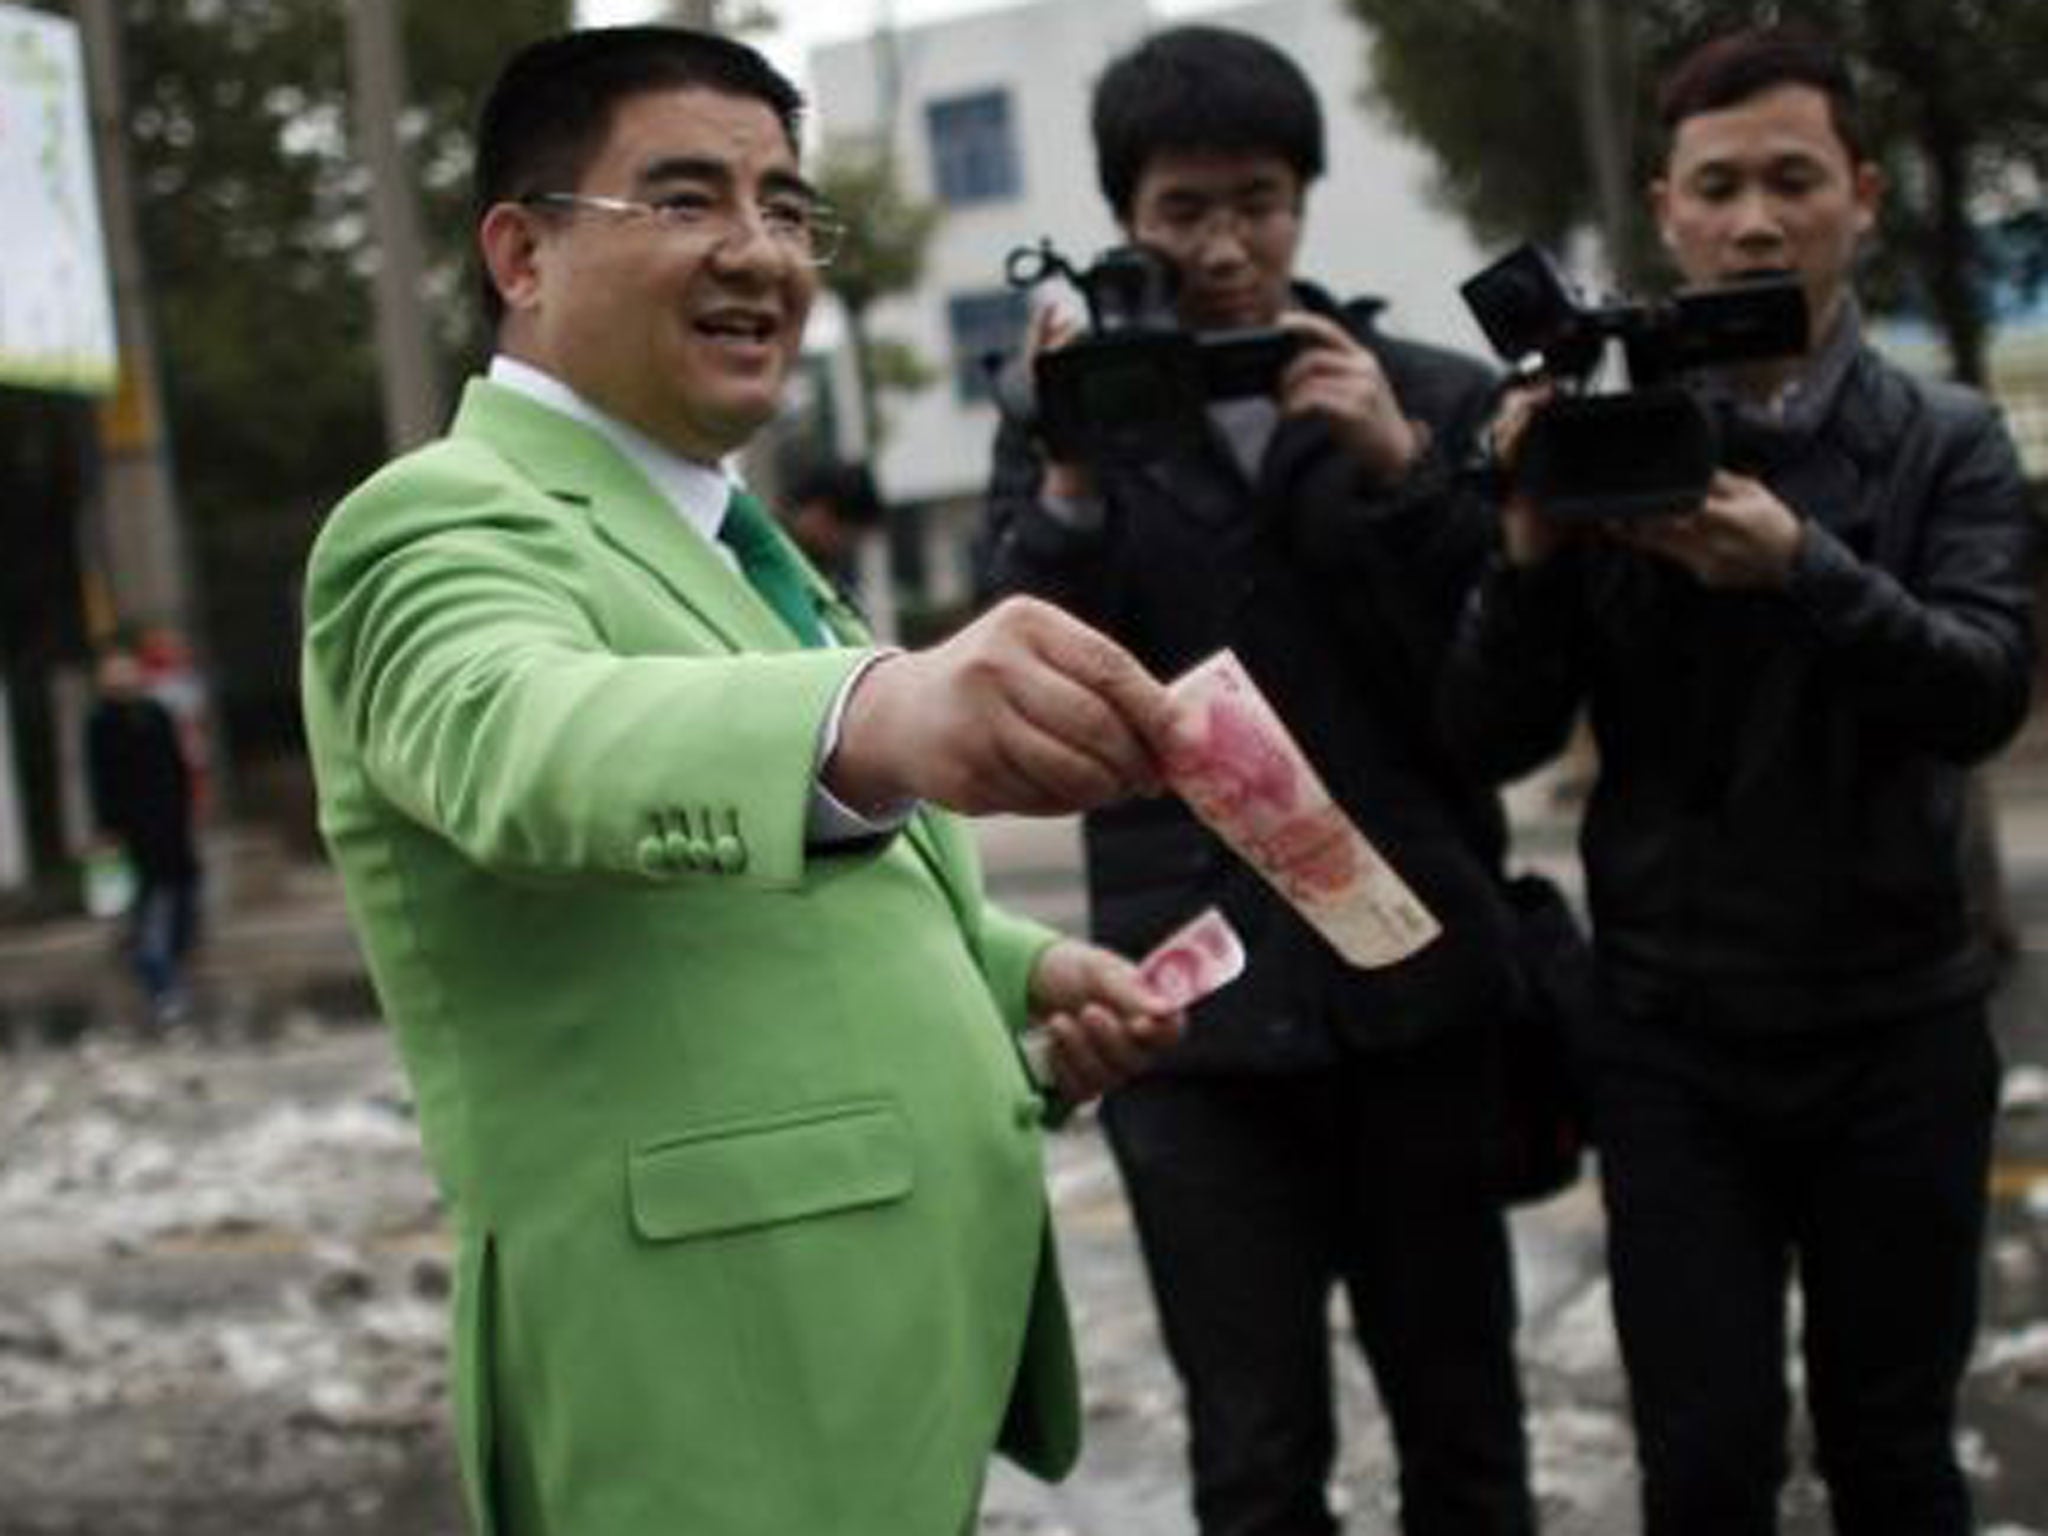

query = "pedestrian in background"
[85,641,202,1024]
[783,456,885,589]
[981,25,1536,1536]
[1445,23,2039,1534]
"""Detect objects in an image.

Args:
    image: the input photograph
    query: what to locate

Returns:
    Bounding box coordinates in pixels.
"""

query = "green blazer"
[300,379,1079,1536]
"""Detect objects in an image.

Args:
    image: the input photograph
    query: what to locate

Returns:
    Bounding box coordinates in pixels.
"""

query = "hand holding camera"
[1021,301,1097,502]
[1463,243,1808,524]
[1468,242,1811,586]
[1608,471,1804,589]
[1273,310,1424,486]
[1491,383,1803,587]
[1486,380,1571,569]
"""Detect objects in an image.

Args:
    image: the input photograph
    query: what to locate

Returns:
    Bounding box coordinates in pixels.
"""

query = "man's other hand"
[1027,938,1186,1104]
[828,596,1174,817]
[1608,470,1804,589]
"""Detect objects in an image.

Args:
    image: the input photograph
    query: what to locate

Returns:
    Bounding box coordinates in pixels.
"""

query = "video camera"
[1001,239,1300,466]
[1460,244,1809,519]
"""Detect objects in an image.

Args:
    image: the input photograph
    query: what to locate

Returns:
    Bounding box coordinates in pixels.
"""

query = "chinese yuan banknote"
[1163,650,1440,970]
[1138,906,1247,1009]
[1020,906,1245,1094]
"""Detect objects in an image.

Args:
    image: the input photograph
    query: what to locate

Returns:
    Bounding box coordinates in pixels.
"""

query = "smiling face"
[1653,81,1880,350]
[1125,149,1303,331]
[481,86,816,463]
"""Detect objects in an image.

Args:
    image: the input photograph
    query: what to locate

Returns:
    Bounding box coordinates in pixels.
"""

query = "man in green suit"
[301,26,1185,1535]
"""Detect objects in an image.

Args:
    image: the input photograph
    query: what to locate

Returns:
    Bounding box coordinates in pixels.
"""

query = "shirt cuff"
[808,648,916,844]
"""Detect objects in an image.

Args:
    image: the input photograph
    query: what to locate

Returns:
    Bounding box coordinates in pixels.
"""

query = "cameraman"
[980,26,1536,1536]
[1444,25,2038,1536]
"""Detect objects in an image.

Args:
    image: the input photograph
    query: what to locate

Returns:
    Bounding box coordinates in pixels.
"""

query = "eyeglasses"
[522,190,845,267]
[1137,194,1299,250]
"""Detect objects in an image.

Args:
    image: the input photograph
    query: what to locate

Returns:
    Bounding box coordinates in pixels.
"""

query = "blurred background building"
[2,0,2045,911]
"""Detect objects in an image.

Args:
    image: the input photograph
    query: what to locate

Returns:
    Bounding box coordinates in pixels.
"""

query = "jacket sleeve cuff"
[1782,519,1870,637]
[807,649,916,844]
[1351,434,1456,533]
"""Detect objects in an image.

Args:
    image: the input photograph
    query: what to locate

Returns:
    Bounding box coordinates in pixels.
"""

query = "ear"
[1648,176,1675,248]
[479,203,548,317]
[1851,160,1884,238]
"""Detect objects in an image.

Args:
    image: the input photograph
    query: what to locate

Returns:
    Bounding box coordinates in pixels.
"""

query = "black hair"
[472,26,806,328]
[1090,25,1325,219]
[1657,22,1866,165]
[788,461,883,527]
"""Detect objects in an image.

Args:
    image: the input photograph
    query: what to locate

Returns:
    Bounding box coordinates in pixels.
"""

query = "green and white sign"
[0,5,115,395]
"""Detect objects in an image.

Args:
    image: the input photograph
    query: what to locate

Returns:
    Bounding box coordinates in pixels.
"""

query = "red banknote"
[1137,906,1247,1008]
[1019,907,1245,1094]
[1163,650,1439,970]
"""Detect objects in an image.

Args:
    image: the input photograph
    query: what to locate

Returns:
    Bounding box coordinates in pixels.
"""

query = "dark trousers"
[1100,1030,1534,1536]
[1590,997,1998,1536]
[128,867,200,1005]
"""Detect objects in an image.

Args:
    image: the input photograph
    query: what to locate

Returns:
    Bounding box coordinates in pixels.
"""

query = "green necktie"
[716,488,828,647]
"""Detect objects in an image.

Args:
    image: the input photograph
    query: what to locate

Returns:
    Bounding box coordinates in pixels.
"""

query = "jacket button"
[637,835,669,876]
[714,834,745,872]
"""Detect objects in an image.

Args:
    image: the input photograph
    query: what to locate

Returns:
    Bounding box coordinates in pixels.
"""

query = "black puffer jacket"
[86,696,197,881]
[1442,335,2041,1031]
[981,285,1516,1070]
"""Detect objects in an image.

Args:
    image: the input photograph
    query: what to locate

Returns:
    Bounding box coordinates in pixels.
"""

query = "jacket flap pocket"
[628,1097,913,1242]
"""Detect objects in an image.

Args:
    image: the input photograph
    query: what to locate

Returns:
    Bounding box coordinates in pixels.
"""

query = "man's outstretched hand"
[828,596,1175,817]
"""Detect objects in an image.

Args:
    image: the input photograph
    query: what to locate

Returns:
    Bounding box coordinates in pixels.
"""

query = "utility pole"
[74,0,191,637]
[344,0,445,452]
[1571,0,1634,285]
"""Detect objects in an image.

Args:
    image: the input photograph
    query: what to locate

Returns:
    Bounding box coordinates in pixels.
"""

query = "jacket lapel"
[451,382,967,897]
[451,380,837,654]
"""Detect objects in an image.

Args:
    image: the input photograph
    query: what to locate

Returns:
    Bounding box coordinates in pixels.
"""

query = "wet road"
[0,792,2044,1533]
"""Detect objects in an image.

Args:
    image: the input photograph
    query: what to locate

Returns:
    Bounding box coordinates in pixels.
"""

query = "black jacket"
[981,285,1517,1069]
[1442,335,2040,1031]
[86,695,197,881]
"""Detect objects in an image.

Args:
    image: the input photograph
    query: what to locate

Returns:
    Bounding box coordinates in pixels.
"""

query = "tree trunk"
[1572,0,1634,285]
[344,0,446,452]
[1910,62,1990,387]
[844,305,883,460]
[77,0,193,636]
[1868,0,1988,384]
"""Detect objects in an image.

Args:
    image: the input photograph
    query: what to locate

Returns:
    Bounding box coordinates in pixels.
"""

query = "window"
[926,89,1021,206]
[945,289,1030,403]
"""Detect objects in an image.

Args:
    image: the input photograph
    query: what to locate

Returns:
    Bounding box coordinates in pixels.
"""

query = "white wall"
[811,0,1150,504]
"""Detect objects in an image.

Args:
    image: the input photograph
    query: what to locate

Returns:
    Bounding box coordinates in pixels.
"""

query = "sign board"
[0,5,116,394]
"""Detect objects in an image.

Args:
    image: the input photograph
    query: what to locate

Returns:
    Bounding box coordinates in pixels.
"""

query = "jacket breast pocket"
[627,1096,914,1243]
